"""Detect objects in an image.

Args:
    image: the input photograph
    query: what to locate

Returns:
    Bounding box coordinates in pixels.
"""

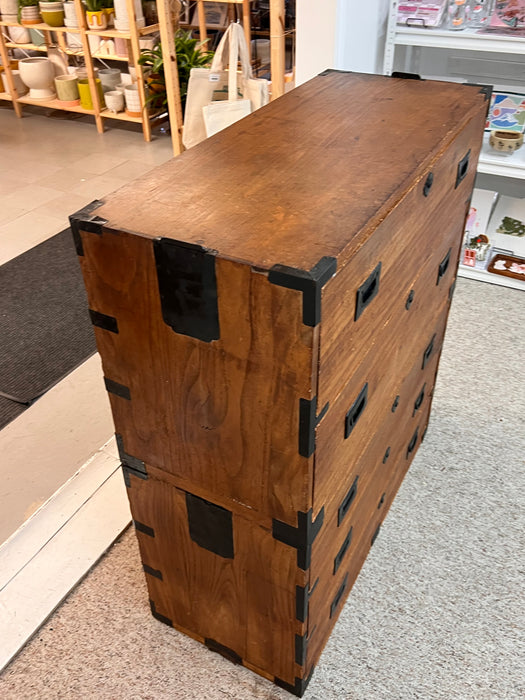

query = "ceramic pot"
[124,83,141,117]
[62,0,76,23]
[54,73,79,105]
[114,36,128,57]
[0,0,18,15]
[20,5,41,24]
[113,82,126,94]
[86,9,107,29]
[489,130,523,155]
[29,27,46,45]
[104,5,114,26]
[39,1,64,26]
[99,67,121,93]
[77,77,103,110]
[1,69,29,96]
[114,0,144,31]
[66,32,82,48]
[104,89,124,113]
[18,57,55,99]
[4,15,31,42]
[87,34,101,52]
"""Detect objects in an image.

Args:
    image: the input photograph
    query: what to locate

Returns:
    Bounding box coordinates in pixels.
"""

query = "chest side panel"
[77,230,317,523]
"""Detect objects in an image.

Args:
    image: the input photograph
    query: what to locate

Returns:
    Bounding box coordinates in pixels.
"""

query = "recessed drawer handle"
[330,573,349,618]
[413,383,426,415]
[422,334,436,369]
[355,262,381,321]
[338,476,358,525]
[407,427,419,457]
[345,383,368,438]
[334,526,353,574]
[437,248,451,285]
[455,149,471,188]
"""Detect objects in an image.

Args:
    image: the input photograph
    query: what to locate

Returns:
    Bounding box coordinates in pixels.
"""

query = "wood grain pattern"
[93,73,488,273]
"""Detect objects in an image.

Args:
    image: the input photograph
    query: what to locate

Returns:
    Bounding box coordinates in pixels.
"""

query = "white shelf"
[458,264,525,290]
[394,26,525,54]
[478,133,525,180]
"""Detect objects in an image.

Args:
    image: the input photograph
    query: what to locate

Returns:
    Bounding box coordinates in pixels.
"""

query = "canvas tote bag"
[183,22,269,149]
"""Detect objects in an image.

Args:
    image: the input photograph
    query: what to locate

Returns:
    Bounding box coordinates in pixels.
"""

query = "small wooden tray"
[487,253,525,281]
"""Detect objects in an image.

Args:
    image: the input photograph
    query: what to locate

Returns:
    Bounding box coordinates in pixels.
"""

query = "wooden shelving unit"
[0,0,165,141]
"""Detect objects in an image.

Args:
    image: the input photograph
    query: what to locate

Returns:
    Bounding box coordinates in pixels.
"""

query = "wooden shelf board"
[394,26,525,55]
[100,108,142,122]
[93,53,129,62]
[458,264,525,290]
[0,21,81,34]
[17,95,95,114]
[5,42,47,51]
[85,23,158,39]
[0,91,13,101]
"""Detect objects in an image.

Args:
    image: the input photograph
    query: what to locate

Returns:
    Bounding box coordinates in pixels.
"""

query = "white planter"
[66,32,82,49]
[1,69,29,96]
[62,0,76,22]
[104,89,124,113]
[114,0,145,31]
[0,0,18,16]
[2,14,31,43]
[124,83,141,116]
[18,57,55,99]
[99,67,121,93]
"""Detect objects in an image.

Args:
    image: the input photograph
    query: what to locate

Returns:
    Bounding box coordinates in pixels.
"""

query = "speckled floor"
[1,277,524,700]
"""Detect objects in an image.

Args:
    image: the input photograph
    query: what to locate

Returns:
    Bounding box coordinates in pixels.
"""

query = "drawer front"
[313,241,455,513]
[318,110,481,410]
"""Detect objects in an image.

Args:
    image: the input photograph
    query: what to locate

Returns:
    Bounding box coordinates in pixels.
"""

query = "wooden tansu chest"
[70,71,489,696]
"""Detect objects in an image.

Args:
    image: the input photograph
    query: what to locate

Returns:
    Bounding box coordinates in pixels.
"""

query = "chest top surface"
[94,71,487,272]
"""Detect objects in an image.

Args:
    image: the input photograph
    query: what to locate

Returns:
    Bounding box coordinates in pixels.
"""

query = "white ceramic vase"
[124,84,141,116]
[114,0,145,31]
[104,89,124,113]
[62,0,76,23]
[18,57,55,99]
[0,0,18,15]
[3,14,31,42]
[1,69,29,96]
[99,68,121,93]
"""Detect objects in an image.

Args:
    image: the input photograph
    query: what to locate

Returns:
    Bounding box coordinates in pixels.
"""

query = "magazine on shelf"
[486,195,525,259]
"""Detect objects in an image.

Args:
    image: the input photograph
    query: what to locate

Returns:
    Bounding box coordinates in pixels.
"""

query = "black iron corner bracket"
[268,256,337,327]
[116,433,148,486]
[69,199,107,256]
[272,508,324,570]
[275,666,316,698]
[299,396,329,458]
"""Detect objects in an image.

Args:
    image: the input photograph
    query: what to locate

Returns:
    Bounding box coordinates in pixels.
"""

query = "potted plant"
[84,0,106,28]
[101,0,114,26]
[18,0,41,24]
[138,30,214,114]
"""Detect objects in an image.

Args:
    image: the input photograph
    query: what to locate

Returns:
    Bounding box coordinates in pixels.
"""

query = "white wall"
[335,0,390,74]
[295,0,391,86]
[295,0,338,85]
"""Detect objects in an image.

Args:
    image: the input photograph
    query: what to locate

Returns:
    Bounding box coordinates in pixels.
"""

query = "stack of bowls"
[1,0,30,42]
[39,1,65,26]
[20,5,41,24]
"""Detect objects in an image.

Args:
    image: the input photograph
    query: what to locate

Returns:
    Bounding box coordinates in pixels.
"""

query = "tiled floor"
[0,103,174,542]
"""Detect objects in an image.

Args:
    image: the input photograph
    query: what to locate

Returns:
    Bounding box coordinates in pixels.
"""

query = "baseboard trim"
[0,438,131,672]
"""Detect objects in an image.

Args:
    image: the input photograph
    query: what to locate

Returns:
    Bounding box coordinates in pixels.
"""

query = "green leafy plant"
[138,30,214,113]
[84,0,104,12]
